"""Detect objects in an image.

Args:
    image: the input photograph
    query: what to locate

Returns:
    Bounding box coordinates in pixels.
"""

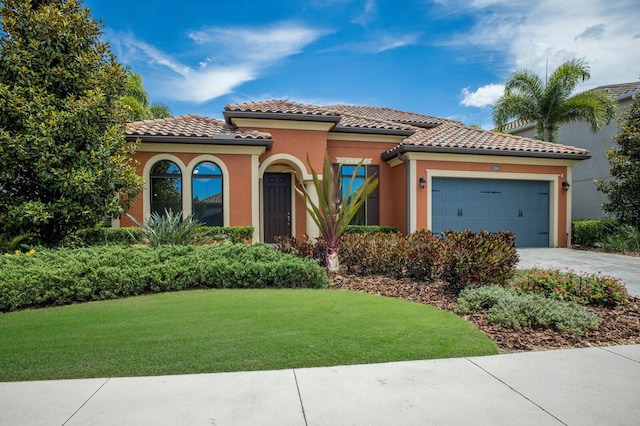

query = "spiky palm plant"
[493,58,616,142]
[128,209,211,247]
[296,153,378,274]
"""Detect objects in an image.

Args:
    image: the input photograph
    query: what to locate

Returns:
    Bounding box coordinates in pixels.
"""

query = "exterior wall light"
[562,181,570,191]
[419,177,426,189]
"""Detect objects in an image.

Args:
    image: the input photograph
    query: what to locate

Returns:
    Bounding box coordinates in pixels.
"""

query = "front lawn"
[0,289,498,382]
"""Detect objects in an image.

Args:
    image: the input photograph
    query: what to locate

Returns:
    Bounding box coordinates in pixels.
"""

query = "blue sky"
[84,0,640,128]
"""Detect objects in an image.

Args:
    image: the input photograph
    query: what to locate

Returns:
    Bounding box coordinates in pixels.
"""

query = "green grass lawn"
[0,289,497,381]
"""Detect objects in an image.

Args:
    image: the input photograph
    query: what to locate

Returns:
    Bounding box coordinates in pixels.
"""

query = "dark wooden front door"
[263,173,292,243]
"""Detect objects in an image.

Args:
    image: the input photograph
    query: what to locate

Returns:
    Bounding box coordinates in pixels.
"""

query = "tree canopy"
[597,97,640,229]
[0,0,143,244]
[493,59,616,142]
[123,71,172,121]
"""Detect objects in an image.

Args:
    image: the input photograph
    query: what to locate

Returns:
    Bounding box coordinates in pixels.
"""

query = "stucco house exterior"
[121,100,590,247]
[506,82,640,219]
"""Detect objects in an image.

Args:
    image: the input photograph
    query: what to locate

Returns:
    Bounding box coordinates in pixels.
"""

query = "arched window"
[150,160,182,216]
[192,161,223,226]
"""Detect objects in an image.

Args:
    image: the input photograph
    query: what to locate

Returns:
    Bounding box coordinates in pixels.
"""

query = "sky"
[84,0,640,129]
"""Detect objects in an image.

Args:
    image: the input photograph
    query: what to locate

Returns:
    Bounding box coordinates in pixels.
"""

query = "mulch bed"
[331,274,640,353]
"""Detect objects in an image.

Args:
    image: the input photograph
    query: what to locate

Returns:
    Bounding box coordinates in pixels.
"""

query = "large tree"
[597,97,640,229]
[122,71,172,121]
[493,59,616,142]
[0,0,143,244]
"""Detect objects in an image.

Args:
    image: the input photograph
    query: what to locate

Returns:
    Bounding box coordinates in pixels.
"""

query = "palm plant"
[123,71,173,121]
[127,209,212,247]
[296,153,378,274]
[493,59,616,142]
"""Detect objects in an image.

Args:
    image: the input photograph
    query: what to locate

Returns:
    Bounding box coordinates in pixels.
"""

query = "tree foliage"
[296,153,378,274]
[597,97,640,229]
[123,71,172,121]
[493,59,616,142]
[0,0,144,244]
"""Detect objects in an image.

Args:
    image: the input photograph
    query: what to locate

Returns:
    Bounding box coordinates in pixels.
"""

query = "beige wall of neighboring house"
[508,83,640,219]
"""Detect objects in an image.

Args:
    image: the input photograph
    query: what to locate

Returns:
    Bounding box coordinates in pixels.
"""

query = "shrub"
[0,233,38,254]
[571,218,619,247]
[60,227,142,248]
[600,225,640,253]
[339,232,407,277]
[273,235,327,267]
[405,230,441,281]
[129,210,213,247]
[61,225,253,248]
[457,286,599,336]
[206,226,254,243]
[343,225,398,234]
[513,268,630,307]
[0,244,328,312]
[437,230,518,290]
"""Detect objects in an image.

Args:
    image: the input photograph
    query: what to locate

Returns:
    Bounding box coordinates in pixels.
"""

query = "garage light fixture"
[419,177,426,188]
[562,181,570,191]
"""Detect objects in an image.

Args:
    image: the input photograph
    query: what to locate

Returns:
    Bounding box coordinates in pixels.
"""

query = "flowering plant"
[513,268,630,307]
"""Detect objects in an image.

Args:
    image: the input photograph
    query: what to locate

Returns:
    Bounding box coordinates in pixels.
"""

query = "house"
[505,82,640,219]
[121,100,590,247]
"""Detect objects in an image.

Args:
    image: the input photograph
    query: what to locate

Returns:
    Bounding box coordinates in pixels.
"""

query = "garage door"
[431,178,550,247]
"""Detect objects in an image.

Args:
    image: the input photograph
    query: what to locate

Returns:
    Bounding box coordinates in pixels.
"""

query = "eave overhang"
[126,134,273,150]
[381,144,591,161]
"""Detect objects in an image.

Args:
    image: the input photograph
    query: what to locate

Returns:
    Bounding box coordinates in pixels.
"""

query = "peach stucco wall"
[417,159,570,246]
[327,139,400,228]
[122,151,254,228]
[123,128,573,247]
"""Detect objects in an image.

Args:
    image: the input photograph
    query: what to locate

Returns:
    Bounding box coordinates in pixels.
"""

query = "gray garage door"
[431,178,550,247]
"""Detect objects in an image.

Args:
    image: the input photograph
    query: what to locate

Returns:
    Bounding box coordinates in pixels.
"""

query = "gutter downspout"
[398,152,412,234]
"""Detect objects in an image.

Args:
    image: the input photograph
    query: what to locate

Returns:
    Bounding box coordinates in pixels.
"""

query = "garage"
[431,177,550,247]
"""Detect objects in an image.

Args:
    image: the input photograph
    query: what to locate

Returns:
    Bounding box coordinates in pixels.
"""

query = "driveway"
[517,248,640,296]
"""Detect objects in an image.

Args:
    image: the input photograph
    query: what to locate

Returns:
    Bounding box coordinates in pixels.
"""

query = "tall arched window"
[192,161,223,226]
[150,160,182,216]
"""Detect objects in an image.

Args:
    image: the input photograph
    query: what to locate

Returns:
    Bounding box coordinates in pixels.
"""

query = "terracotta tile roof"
[383,122,589,158]
[501,118,535,132]
[225,100,340,117]
[325,104,459,127]
[592,81,640,97]
[126,115,271,140]
[334,112,417,133]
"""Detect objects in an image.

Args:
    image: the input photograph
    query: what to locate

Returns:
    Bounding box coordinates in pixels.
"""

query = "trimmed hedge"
[0,244,328,312]
[343,225,398,234]
[571,218,619,247]
[276,229,517,287]
[61,226,254,247]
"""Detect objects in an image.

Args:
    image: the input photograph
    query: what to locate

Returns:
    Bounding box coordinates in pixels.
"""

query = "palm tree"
[493,59,616,142]
[296,153,378,275]
[123,71,172,121]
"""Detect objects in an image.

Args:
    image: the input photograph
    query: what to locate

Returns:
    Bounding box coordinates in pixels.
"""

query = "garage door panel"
[431,178,550,247]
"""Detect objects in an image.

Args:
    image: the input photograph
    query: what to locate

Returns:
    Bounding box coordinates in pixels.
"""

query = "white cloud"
[373,33,421,53]
[460,84,504,107]
[352,0,377,26]
[110,22,327,104]
[443,0,640,99]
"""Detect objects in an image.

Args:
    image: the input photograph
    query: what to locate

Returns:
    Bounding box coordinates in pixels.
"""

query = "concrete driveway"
[517,248,640,296]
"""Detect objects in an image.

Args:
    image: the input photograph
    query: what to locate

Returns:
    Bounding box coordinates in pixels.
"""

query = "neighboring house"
[506,82,640,219]
[122,100,590,247]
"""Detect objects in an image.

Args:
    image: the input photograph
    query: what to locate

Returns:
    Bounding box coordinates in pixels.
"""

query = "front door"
[263,173,292,243]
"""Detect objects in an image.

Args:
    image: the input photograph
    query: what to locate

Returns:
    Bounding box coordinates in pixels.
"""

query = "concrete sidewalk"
[518,248,640,296]
[2,345,639,425]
